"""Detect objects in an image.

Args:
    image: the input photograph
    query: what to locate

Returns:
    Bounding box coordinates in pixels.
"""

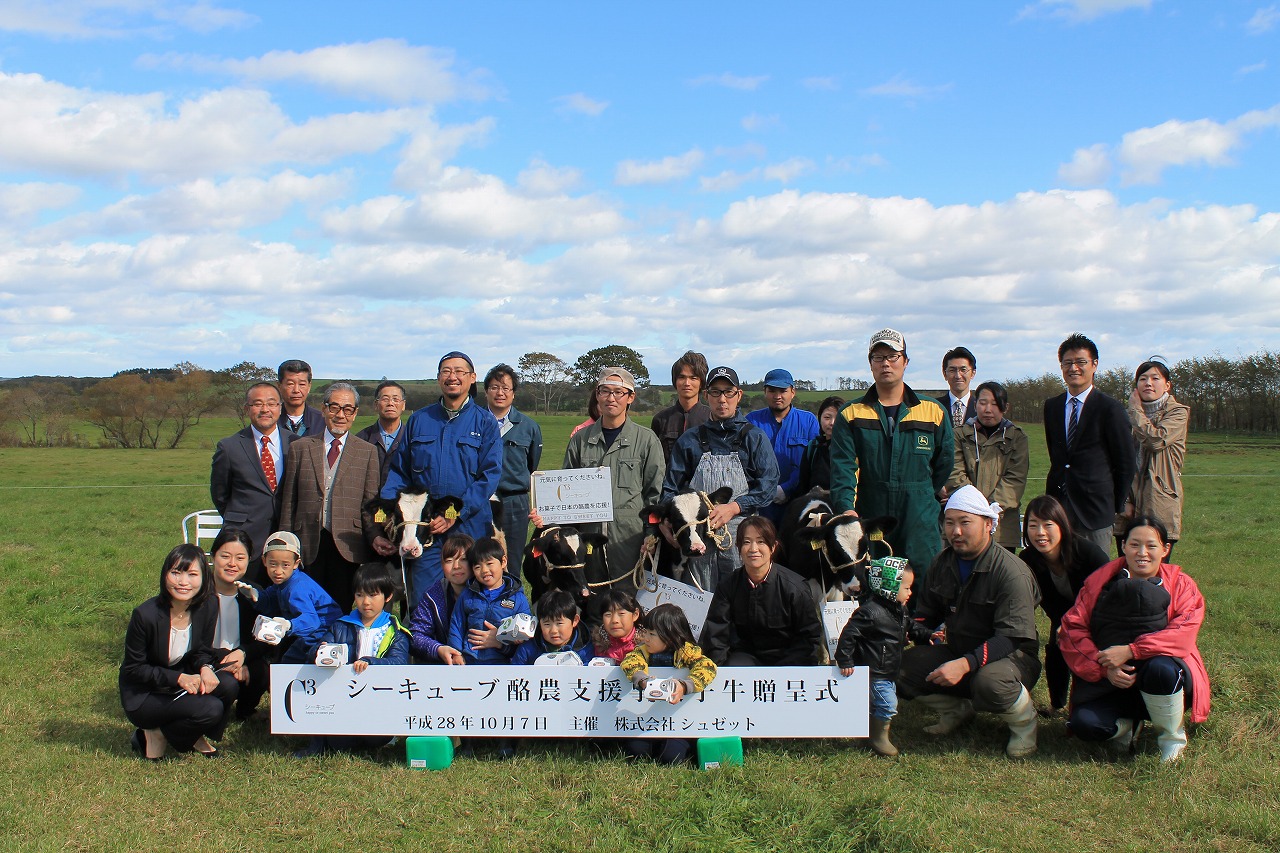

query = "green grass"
[0,430,1277,851]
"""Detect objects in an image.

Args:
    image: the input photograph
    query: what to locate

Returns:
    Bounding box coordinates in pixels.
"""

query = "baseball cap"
[868,329,906,354]
[595,366,636,391]
[263,530,302,557]
[706,366,740,387]
[762,368,794,389]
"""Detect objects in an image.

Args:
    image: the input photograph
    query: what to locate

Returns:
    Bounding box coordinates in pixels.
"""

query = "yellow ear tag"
[374,509,386,524]
[445,506,459,521]
[869,531,884,541]
[586,544,594,555]
[808,539,822,551]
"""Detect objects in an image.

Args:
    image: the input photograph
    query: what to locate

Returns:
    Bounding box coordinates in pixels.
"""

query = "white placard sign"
[822,600,859,659]
[636,575,712,640]
[270,664,869,739]
[532,468,614,525]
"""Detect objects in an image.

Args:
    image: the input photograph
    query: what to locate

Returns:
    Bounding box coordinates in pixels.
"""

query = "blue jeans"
[871,678,898,721]
[1069,656,1187,742]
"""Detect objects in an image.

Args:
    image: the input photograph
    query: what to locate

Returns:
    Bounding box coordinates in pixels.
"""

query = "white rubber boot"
[917,693,975,735]
[1107,718,1137,754]
[1142,691,1187,762]
[998,687,1038,758]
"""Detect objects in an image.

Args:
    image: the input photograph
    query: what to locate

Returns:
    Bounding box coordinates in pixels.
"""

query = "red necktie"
[327,438,341,468]
[260,435,277,492]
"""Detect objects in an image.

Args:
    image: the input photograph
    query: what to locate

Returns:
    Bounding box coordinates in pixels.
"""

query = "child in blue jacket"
[446,537,531,664]
[511,590,594,665]
[253,531,341,664]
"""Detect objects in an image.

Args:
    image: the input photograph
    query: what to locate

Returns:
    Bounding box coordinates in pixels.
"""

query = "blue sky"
[0,0,1277,388]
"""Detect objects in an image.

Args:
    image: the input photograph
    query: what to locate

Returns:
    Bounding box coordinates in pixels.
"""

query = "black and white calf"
[641,486,736,580]
[789,506,898,602]
[523,525,608,610]
[364,489,464,558]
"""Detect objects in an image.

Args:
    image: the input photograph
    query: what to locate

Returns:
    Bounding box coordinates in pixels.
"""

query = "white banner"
[636,575,712,640]
[532,468,614,525]
[270,664,869,739]
[822,600,859,660]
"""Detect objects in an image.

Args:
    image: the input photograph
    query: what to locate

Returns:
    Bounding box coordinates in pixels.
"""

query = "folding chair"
[181,509,224,556]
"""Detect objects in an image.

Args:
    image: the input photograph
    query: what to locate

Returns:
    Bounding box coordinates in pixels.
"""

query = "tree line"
[2,349,1276,448]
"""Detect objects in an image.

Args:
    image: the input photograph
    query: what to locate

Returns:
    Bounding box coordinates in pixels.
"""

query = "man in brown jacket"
[279,382,383,611]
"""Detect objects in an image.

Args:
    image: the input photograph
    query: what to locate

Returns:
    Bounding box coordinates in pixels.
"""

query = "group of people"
[121,331,1205,764]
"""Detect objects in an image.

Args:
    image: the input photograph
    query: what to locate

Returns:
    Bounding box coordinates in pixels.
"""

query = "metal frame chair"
[181,510,224,554]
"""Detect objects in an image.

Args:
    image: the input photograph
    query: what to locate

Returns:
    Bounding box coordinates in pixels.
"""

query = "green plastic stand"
[405,736,454,770]
[696,736,744,770]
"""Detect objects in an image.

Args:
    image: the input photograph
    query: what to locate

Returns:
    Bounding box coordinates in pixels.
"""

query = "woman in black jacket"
[1019,495,1110,713]
[119,543,239,759]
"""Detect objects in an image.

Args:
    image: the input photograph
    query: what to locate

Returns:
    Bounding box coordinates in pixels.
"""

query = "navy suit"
[210,426,294,575]
[936,393,977,427]
[1043,389,1136,533]
[281,405,325,438]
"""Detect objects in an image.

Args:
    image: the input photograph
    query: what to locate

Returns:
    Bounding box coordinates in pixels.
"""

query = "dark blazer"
[936,393,977,427]
[210,427,294,560]
[281,405,325,438]
[119,596,220,713]
[355,421,405,487]
[1043,389,1136,531]
[278,433,382,565]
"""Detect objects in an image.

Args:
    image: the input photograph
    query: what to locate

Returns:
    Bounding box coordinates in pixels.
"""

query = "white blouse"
[168,625,191,666]
[213,593,240,650]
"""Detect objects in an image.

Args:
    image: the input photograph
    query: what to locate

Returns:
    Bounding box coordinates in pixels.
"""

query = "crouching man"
[897,485,1041,758]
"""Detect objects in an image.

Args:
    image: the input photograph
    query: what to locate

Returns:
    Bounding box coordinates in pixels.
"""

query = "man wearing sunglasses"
[831,329,953,587]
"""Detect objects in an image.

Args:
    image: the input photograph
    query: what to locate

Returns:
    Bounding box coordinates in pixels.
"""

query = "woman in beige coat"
[1117,357,1190,558]
[947,381,1029,549]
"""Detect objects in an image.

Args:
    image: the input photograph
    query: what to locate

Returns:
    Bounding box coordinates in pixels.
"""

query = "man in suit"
[210,383,294,584]
[483,363,542,573]
[278,382,384,612]
[354,380,407,486]
[1043,333,1136,556]
[277,359,324,437]
[938,346,978,430]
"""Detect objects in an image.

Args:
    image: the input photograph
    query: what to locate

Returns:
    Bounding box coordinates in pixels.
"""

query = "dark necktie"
[260,435,277,492]
[327,438,341,468]
[1066,397,1080,450]
[952,399,964,428]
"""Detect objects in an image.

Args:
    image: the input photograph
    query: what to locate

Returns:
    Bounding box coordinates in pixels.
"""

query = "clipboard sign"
[532,468,615,525]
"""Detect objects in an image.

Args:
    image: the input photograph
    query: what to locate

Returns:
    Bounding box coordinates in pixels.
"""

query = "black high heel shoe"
[130,729,163,762]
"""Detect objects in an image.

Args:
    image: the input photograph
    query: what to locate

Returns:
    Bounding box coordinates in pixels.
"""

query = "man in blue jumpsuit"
[746,367,819,524]
[381,351,502,607]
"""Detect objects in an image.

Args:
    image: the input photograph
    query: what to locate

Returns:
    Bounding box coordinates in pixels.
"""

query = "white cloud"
[0,72,438,181]
[741,113,781,132]
[1058,143,1113,186]
[802,76,839,91]
[689,73,769,91]
[860,74,952,99]
[1118,106,1280,184]
[151,39,490,104]
[392,119,496,191]
[554,93,609,116]
[762,158,814,183]
[699,170,755,193]
[0,0,254,38]
[1238,60,1268,75]
[615,149,705,186]
[1247,5,1280,34]
[517,160,583,196]
[1018,0,1151,23]
[0,182,81,225]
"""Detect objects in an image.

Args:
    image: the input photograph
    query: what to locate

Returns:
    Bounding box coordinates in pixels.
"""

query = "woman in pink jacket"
[1058,516,1208,762]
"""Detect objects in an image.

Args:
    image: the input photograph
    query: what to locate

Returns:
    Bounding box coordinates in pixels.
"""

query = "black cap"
[706,366,740,387]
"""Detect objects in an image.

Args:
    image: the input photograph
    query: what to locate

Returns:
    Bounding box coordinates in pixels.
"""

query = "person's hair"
[942,346,977,371]
[817,395,845,418]
[158,544,213,609]
[586,393,600,420]
[277,359,312,381]
[736,516,779,552]
[1057,333,1098,362]
[671,351,709,388]
[466,537,507,569]
[484,363,519,392]
[1022,495,1077,568]
[535,589,580,623]
[441,534,475,563]
[1134,360,1171,385]
[598,588,642,615]
[323,381,359,407]
[243,381,281,406]
[374,380,406,402]
[353,561,402,602]
[1122,515,1171,547]
[639,603,695,650]
[210,528,254,560]
[975,381,1009,413]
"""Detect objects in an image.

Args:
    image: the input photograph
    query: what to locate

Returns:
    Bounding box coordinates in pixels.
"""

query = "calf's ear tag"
[647,512,660,524]
[374,509,387,524]
[445,506,459,521]
[809,539,822,551]
[531,547,543,559]
[869,531,884,541]
[586,544,594,555]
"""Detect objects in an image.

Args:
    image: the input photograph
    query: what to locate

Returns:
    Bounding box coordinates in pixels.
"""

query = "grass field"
[1,418,1277,852]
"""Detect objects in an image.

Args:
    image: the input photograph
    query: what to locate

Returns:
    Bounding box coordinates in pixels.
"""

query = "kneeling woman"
[119,543,239,759]
[1058,517,1209,761]
[700,517,825,666]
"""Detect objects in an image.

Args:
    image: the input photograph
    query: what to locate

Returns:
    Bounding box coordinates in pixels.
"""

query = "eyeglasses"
[870,353,904,365]
[1061,359,1092,369]
[324,403,358,416]
[943,367,972,376]
[439,368,473,378]
[705,388,740,399]
[487,385,514,395]
[595,387,632,399]
[375,395,404,404]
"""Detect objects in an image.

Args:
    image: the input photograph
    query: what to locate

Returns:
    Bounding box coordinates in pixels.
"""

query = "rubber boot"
[1107,718,1137,754]
[917,693,975,735]
[867,718,898,757]
[999,687,1038,758]
[1141,690,1187,762]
